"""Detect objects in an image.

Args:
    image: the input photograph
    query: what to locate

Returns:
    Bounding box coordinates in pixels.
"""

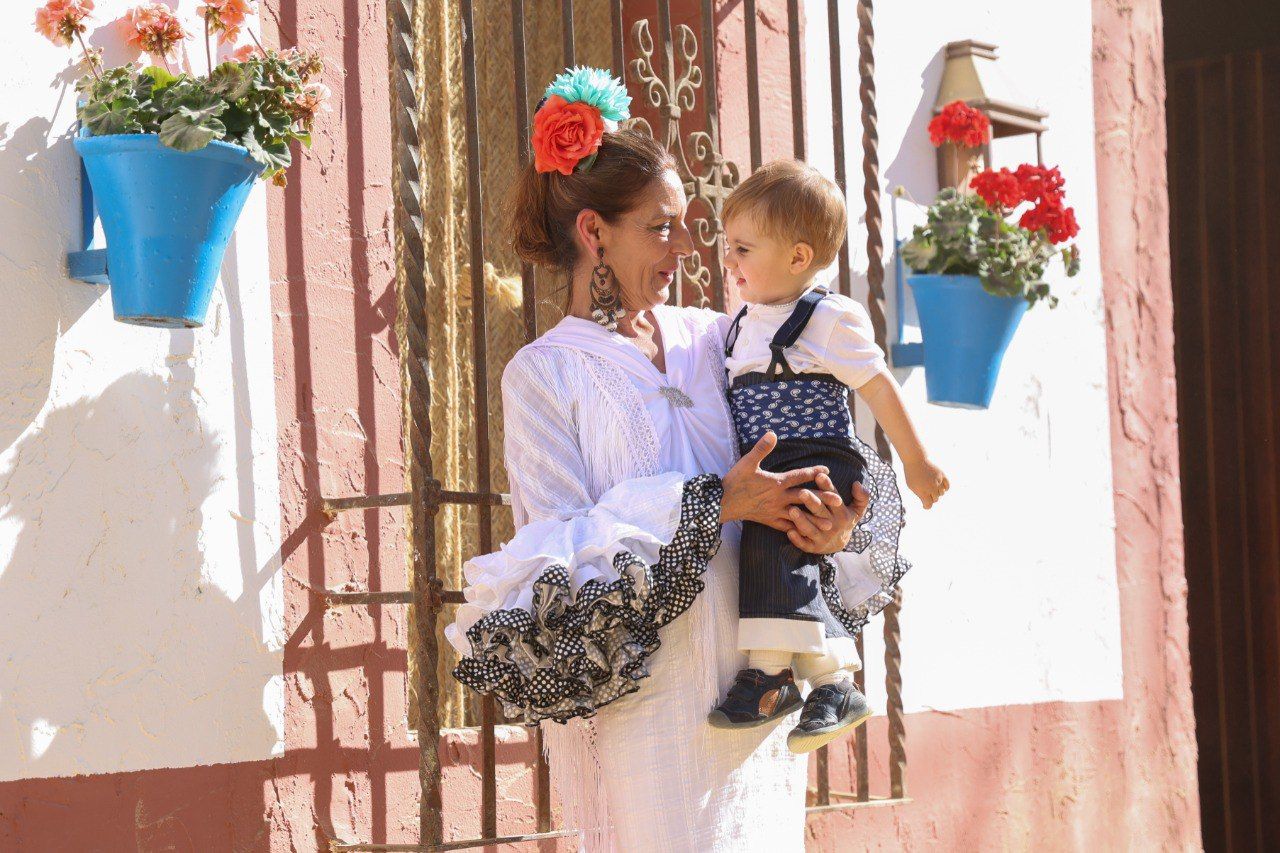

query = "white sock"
[808,668,855,689]
[747,649,794,676]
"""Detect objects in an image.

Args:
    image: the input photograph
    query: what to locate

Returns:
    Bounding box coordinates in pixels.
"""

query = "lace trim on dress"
[453,474,724,725]
[701,318,738,450]
[824,433,911,633]
[579,350,662,478]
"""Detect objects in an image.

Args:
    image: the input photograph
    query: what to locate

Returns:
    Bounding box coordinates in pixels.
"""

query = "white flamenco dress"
[445,305,907,852]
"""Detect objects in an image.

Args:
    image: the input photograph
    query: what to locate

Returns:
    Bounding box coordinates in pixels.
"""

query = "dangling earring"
[590,247,627,332]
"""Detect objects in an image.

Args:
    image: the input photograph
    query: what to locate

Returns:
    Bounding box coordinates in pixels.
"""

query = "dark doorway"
[1163,1,1280,849]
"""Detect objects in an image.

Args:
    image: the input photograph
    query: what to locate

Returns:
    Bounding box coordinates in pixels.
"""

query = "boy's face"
[723,213,815,305]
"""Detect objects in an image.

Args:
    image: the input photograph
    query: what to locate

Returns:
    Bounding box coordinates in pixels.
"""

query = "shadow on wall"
[883,46,945,208]
[0,116,100,456]
[0,371,279,780]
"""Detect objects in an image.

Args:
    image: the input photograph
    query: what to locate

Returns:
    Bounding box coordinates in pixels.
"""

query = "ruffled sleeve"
[446,346,725,725]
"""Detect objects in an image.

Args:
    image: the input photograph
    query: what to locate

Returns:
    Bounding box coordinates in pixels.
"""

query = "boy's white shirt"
[725,281,887,387]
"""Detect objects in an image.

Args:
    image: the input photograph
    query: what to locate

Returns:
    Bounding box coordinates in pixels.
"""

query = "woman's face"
[594,169,694,312]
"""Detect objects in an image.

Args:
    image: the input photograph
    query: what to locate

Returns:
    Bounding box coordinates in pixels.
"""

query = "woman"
[447,73,899,851]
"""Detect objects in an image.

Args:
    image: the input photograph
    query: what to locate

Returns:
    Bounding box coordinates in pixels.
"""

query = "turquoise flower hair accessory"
[542,66,632,130]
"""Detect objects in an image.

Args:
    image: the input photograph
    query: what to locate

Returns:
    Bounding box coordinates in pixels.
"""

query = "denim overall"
[725,287,868,642]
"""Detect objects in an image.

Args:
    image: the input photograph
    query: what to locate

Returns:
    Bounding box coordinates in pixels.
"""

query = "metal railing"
[324,1,904,849]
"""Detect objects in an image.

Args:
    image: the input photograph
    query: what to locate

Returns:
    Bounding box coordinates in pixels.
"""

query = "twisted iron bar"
[857,0,890,461]
[385,0,442,844]
[857,0,906,801]
[883,589,906,797]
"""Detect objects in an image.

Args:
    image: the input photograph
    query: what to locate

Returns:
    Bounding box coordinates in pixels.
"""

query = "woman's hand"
[787,476,871,555]
[720,432,831,530]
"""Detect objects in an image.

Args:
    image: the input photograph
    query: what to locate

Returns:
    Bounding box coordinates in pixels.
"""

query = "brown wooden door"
[1167,45,1280,851]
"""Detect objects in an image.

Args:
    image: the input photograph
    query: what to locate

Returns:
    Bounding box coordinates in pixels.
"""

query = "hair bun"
[508,129,675,274]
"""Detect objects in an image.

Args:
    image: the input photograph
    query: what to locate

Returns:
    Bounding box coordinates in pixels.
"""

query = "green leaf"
[159,107,227,151]
[241,131,291,171]
[900,236,936,272]
[177,87,226,115]
[1062,244,1081,276]
[257,109,292,136]
[141,65,179,94]
[220,105,254,136]
[80,97,144,136]
[208,62,252,101]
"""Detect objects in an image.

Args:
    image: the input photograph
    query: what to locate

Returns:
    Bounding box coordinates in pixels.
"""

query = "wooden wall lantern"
[934,40,1049,190]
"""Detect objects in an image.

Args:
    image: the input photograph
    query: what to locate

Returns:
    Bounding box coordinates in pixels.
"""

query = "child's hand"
[905,458,949,509]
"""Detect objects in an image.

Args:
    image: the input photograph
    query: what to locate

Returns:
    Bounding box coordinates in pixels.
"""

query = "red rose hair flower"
[928,100,991,149]
[532,94,605,176]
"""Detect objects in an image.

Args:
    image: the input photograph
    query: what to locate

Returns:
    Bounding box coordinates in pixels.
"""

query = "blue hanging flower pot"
[907,274,1028,409]
[74,134,263,328]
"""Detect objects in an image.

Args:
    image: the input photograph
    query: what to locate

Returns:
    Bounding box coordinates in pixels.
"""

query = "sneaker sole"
[786,707,874,754]
[707,696,804,730]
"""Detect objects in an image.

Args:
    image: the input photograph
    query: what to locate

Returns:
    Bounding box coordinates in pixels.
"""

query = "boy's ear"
[790,241,815,274]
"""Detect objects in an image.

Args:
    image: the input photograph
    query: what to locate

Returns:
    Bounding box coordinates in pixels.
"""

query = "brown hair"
[722,159,847,268]
[510,128,677,274]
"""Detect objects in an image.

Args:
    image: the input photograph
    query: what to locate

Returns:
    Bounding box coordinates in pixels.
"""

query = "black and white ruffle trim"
[822,433,911,634]
[452,474,724,726]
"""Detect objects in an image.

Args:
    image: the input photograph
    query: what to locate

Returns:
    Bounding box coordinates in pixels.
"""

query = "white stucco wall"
[0,1,283,781]
[803,0,1123,713]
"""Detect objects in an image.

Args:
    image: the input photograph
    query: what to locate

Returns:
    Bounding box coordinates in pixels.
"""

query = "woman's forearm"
[857,371,927,465]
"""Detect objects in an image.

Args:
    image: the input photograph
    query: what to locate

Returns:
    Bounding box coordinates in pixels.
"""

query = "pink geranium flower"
[228,44,257,62]
[120,3,189,60]
[289,81,331,130]
[34,0,95,48]
[200,0,254,44]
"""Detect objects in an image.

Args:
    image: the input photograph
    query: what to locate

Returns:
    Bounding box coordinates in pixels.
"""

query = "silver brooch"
[659,386,694,408]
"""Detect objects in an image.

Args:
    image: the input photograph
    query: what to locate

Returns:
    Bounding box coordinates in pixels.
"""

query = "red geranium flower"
[532,94,605,176]
[970,168,1022,209]
[928,100,991,149]
[1013,164,1066,205]
[1019,196,1080,244]
[969,161,1080,244]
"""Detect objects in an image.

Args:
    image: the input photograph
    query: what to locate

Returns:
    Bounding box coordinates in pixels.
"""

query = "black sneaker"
[707,668,804,729]
[786,681,873,753]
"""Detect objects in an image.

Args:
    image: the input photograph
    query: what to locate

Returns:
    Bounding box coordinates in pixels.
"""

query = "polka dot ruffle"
[823,433,911,634]
[452,474,724,726]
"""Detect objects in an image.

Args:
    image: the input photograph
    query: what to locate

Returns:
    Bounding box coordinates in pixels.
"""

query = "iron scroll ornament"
[626,18,740,310]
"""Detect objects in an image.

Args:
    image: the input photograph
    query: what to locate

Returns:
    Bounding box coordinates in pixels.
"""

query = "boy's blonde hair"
[722,159,847,268]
